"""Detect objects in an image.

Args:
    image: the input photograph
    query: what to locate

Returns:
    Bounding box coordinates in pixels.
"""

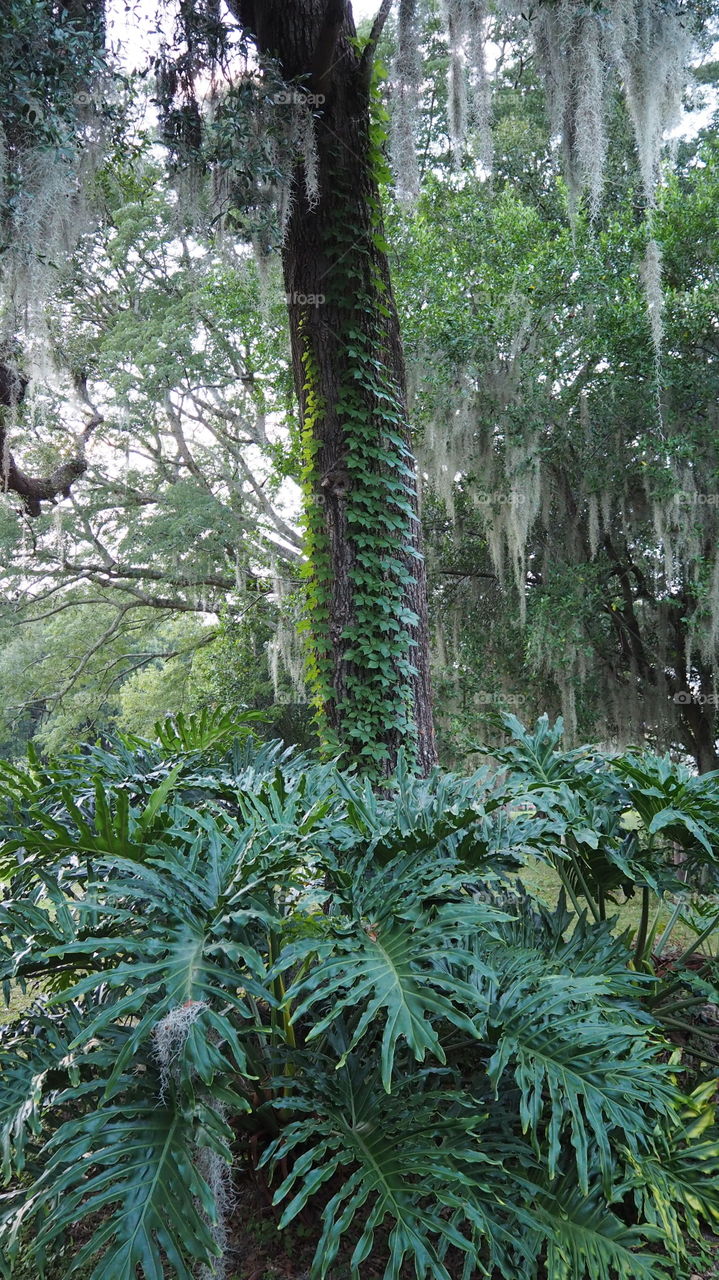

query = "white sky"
[108,0,385,70]
[351,0,381,21]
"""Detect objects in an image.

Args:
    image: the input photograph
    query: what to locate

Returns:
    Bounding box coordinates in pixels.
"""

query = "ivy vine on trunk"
[228,0,437,778]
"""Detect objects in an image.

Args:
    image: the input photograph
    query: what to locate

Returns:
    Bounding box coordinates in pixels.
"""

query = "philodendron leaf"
[276,901,497,1092]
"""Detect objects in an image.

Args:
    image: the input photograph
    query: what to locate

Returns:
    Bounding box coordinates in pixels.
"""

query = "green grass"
[2,980,40,1025]
[518,857,700,952]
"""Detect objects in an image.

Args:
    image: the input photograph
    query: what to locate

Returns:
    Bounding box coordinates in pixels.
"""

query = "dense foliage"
[391,13,719,768]
[1,6,718,769]
[0,1,716,773]
[1,713,718,1278]
[1,3,718,1275]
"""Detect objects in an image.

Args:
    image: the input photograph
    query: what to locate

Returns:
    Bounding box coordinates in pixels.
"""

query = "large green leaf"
[152,706,264,755]
[534,1180,668,1280]
[14,1097,225,1280]
[486,974,676,1191]
[276,853,502,1091]
[264,1059,528,1280]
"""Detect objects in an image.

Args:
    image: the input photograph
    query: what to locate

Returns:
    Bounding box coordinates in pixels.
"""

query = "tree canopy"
[3,6,719,1278]
[0,0,717,772]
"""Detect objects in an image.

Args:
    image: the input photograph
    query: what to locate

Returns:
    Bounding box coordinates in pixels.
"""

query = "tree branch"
[360,0,393,87]
[48,603,133,707]
[311,0,348,94]
[57,561,241,592]
[0,360,102,515]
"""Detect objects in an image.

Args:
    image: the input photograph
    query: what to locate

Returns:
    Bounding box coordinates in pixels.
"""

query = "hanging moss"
[0,0,110,340]
[390,0,693,351]
[391,0,422,200]
[641,233,665,357]
[444,0,469,162]
[412,209,718,759]
[268,567,306,700]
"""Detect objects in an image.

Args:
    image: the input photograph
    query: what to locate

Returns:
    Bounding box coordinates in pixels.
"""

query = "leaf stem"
[633,886,651,967]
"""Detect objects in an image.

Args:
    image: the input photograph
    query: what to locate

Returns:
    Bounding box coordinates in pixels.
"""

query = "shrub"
[0,712,718,1278]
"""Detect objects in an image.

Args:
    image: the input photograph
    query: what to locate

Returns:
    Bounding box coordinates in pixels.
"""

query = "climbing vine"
[298,69,421,777]
[297,326,336,750]
[334,323,419,773]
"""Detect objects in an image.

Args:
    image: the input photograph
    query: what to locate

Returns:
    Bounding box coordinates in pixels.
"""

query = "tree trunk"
[682,698,719,775]
[231,0,437,776]
[667,604,719,774]
[0,360,100,515]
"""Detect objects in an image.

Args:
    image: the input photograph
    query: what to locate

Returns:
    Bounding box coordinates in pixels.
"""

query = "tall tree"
[0,155,307,753]
[1,0,713,776]
[392,27,719,771]
[116,0,717,776]
[219,0,438,776]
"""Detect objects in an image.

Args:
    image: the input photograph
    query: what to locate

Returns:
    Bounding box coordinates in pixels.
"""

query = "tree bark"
[677,685,719,775]
[229,0,437,775]
[0,362,99,516]
[668,603,718,774]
